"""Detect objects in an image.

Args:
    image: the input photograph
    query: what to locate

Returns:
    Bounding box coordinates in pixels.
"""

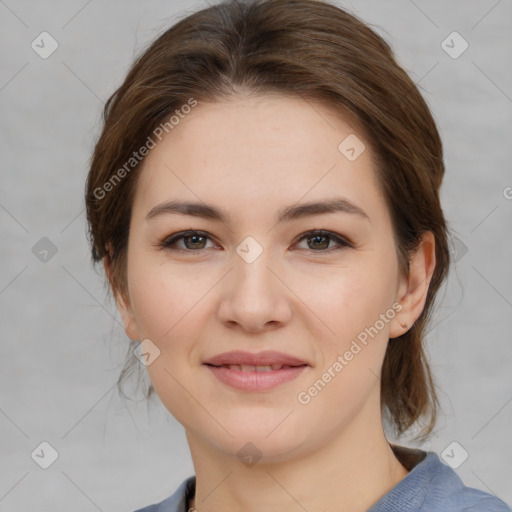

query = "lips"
[203,350,309,369]
[204,354,308,393]
[203,350,310,391]
[216,364,296,372]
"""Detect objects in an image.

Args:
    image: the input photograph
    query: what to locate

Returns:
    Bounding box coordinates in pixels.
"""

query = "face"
[113,93,423,463]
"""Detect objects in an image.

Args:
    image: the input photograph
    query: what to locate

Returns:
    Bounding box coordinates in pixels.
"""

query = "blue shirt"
[134,445,510,511]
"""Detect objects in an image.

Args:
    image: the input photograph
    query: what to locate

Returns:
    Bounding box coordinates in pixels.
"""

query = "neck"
[186,398,409,512]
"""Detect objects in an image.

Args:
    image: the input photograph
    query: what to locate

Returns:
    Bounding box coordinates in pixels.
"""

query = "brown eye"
[294,230,351,252]
[307,233,330,250]
[182,234,207,249]
[161,230,216,252]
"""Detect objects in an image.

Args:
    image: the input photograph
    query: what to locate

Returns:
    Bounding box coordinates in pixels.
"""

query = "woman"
[84,0,510,510]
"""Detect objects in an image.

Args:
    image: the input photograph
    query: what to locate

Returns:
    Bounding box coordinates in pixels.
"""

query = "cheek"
[289,257,399,414]
[291,266,396,429]
[290,259,397,346]
[126,261,216,422]
[127,255,215,340]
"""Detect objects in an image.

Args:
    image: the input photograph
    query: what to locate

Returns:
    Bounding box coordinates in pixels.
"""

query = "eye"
[293,230,351,252]
[158,229,352,254]
[160,230,218,252]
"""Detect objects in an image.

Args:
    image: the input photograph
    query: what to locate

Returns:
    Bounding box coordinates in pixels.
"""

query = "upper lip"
[203,350,309,367]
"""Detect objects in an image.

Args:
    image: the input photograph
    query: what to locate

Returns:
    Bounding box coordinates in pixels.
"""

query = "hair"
[85,0,451,441]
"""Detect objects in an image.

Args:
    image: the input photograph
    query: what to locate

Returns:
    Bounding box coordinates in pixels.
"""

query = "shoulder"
[370,445,510,512]
[422,455,510,511]
[133,475,196,512]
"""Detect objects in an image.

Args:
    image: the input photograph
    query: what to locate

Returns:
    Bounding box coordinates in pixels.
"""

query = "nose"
[216,248,293,333]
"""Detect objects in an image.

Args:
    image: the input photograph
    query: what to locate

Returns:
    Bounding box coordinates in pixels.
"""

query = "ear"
[103,256,140,341]
[389,231,436,339]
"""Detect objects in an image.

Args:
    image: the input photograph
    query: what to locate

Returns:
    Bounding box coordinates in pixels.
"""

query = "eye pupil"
[186,235,206,249]
[309,234,329,250]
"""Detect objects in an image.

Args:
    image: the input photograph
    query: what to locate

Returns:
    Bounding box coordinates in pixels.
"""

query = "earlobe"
[103,256,140,341]
[389,232,436,339]
[115,289,140,341]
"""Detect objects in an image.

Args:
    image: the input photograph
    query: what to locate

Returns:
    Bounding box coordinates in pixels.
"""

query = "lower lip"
[204,364,308,391]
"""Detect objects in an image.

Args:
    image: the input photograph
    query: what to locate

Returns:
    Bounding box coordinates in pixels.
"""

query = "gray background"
[1,0,511,510]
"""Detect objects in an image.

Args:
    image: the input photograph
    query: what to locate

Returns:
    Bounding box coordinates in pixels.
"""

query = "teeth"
[222,364,293,371]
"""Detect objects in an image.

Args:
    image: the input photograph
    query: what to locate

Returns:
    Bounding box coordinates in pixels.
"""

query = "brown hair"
[85,0,450,440]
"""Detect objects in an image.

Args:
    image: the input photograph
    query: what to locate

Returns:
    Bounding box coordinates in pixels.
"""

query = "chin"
[205,420,312,465]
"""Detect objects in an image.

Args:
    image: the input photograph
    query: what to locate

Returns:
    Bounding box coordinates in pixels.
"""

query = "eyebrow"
[145,197,370,224]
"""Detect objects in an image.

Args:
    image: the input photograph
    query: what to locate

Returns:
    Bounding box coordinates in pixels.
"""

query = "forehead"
[132,94,386,226]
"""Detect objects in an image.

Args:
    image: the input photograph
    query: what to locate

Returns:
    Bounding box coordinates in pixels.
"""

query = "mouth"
[202,351,310,391]
[202,350,309,368]
[204,363,307,372]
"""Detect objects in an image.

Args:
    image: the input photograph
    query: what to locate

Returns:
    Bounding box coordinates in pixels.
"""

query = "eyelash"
[158,229,352,254]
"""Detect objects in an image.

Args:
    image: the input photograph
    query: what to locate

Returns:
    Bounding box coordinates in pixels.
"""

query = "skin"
[107,93,436,512]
